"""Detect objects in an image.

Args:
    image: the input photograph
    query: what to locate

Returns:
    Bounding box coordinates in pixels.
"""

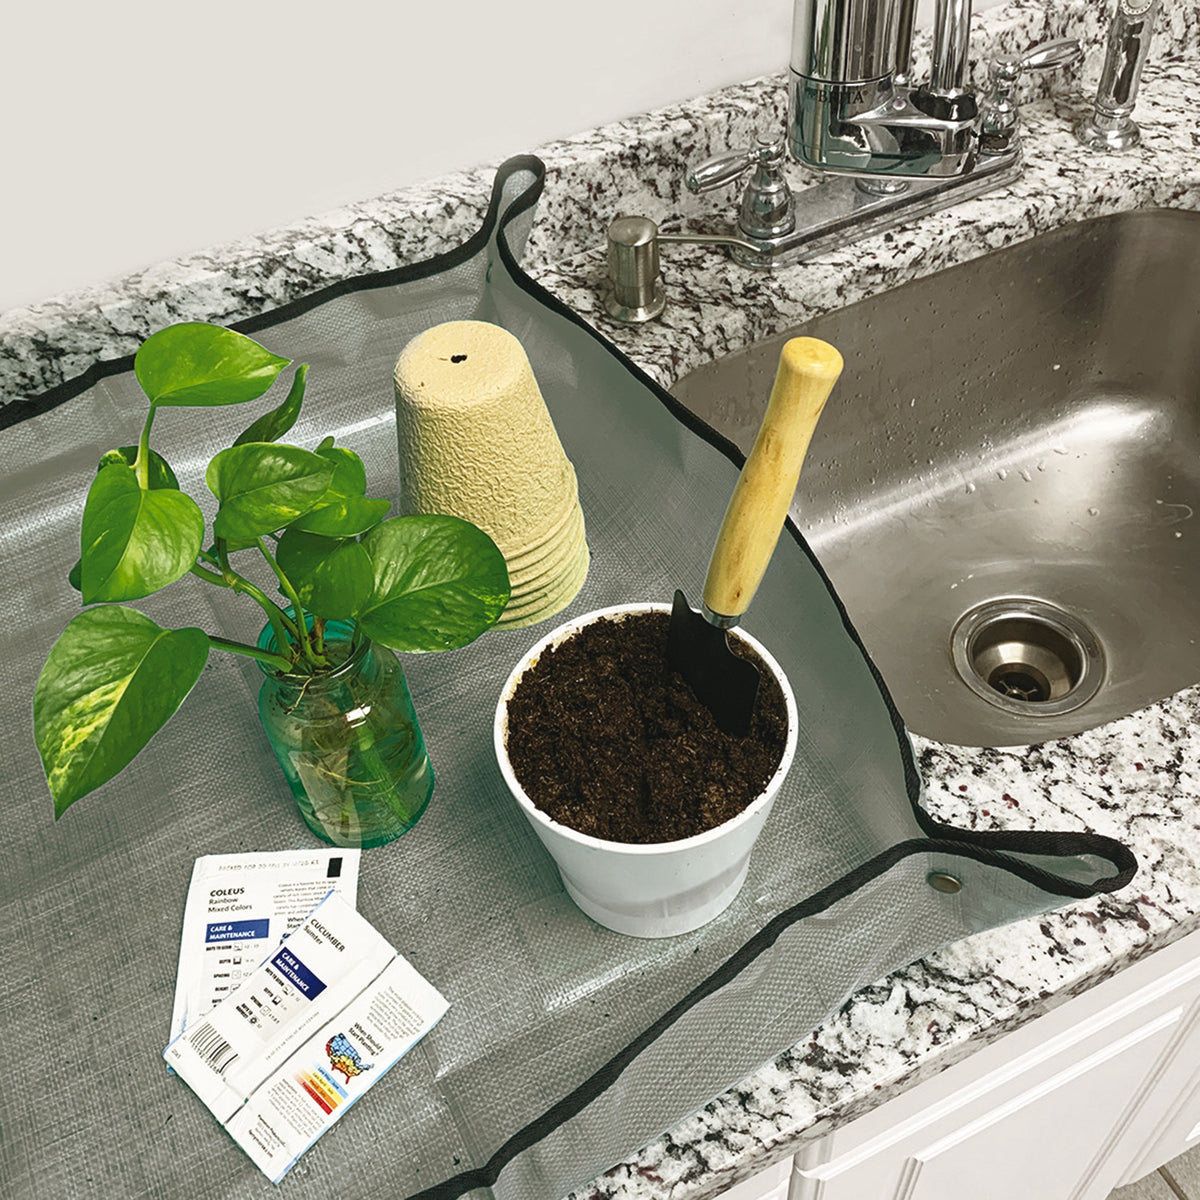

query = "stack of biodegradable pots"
[394,320,588,628]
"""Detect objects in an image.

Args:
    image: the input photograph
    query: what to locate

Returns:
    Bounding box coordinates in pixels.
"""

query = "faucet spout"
[789,0,980,177]
[928,0,974,98]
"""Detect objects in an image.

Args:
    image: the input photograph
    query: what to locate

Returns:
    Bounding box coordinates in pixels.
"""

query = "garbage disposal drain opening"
[951,599,1105,718]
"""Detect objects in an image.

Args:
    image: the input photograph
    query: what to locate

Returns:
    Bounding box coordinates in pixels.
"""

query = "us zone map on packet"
[170,849,361,1043]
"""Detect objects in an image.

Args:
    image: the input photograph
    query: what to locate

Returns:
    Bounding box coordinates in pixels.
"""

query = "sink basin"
[672,209,1200,747]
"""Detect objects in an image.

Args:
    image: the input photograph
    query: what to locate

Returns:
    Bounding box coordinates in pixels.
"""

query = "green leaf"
[80,464,205,604]
[289,444,389,537]
[70,450,185,589]
[99,446,180,490]
[34,607,210,816]
[318,443,367,494]
[207,443,333,543]
[357,515,510,652]
[289,494,390,538]
[233,363,309,446]
[294,495,390,538]
[276,528,374,620]
[134,322,290,408]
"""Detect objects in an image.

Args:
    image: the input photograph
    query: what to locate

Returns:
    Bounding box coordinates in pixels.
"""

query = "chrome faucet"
[789,0,980,178]
[603,28,1080,315]
[1076,0,1162,151]
[601,0,1091,315]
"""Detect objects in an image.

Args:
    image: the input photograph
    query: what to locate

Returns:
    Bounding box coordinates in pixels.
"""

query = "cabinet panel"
[788,931,1200,1200]
[904,1009,1179,1200]
[1118,994,1200,1185]
[718,1158,791,1200]
[790,1009,1178,1200]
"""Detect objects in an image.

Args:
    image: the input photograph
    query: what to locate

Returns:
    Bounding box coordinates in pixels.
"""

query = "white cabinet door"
[1112,975,1200,1186]
[717,1158,792,1200]
[791,1008,1179,1200]
[788,930,1200,1200]
[893,1009,1178,1200]
[1123,1071,1200,1185]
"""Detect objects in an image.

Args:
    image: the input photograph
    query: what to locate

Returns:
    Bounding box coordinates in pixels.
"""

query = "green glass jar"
[256,620,433,848]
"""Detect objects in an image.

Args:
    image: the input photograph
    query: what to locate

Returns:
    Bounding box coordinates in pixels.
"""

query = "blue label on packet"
[206,919,271,943]
[271,948,327,999]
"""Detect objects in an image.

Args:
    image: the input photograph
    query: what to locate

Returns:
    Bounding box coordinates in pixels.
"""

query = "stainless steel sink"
[672,209,1200,747]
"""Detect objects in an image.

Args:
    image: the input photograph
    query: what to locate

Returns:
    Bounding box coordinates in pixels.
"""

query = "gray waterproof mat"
[0,158,1134,1200]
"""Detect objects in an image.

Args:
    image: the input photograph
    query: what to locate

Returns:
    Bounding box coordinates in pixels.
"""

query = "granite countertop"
[3,1,1199,1198]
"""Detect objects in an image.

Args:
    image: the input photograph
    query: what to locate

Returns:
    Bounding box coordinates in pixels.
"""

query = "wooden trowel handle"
[702,336,843,620]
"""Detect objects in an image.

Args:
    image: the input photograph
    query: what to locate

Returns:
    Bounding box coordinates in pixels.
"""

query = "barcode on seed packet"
[187,1022,239,1075]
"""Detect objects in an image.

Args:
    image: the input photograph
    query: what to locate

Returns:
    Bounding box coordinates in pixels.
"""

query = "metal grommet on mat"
[927,871,963,894]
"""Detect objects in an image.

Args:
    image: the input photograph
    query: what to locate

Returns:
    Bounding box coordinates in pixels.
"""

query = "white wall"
[3,0,999,315]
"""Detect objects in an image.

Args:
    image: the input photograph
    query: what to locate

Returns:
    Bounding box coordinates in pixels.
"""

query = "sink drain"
[951,599,1105,718]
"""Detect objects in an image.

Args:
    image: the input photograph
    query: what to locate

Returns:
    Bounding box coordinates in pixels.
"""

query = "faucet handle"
[687,135,784,192]
[686,135,795,241]
[687,147,757,193]
[1017,36,1085,74]
[979,37,1083,155]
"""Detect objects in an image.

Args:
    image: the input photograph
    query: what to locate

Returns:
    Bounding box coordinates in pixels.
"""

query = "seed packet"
[165,892,448,1182]
[170,848,361,1042]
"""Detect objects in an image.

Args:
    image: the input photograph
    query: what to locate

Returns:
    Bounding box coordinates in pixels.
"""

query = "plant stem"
[208,635,293,671]
[190,563,230,587]
[212,538,297,655]
[134,407,157,488]
[257,538,319,666]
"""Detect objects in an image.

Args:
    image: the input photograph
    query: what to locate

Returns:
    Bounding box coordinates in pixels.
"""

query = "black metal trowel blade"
[665,589,760,737]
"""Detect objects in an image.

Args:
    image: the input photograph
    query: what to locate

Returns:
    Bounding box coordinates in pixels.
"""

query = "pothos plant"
[35,321,510,818]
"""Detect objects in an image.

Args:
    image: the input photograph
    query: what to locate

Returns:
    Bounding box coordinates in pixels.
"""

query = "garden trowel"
[666,336,843,735]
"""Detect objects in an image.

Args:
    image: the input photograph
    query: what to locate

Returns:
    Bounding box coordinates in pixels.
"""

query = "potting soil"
[505,610,788,842]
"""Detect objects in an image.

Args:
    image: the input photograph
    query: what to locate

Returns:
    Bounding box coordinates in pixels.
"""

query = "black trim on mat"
[403,840,1134,1200]
[12,155,1139,1200]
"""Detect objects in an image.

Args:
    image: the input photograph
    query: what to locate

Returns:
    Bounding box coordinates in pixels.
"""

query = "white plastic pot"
[494,603,799,938]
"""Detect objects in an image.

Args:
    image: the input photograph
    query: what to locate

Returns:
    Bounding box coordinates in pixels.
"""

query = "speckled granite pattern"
[4,2,1200,1199]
